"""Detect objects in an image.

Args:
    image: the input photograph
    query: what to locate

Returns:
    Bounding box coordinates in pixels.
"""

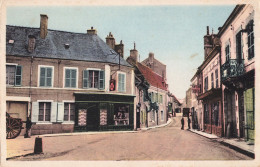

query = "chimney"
[204,26,213,60]
[28,35,36,53]
[114,40,124,58]
[106,32,115,49]
[149,52,154,64]
[87,26,97,35]
[129,42,138,63]
[40,14,48,39]
[207,26,209,35]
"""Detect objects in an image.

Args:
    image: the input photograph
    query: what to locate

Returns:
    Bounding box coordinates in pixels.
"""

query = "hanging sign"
[110,79,116,91]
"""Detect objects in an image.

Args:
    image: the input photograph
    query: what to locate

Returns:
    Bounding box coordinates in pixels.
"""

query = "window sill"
[62,122,75,124]
[35,122,52,124]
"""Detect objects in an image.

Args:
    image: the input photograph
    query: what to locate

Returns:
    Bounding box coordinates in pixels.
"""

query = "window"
[118,73,126,92]
[40,66,53,87]
[83,70,104,89]
[38,102,51,121]
[215,69,218,88]
[211,73,214,89]
[6,65,22,86]
[64,103,75,121]
[65,68,77,88]
[225,45,230,62]
[247,21,254,60]
[204,76,208,92]
[204,104,209,124]
[114,104,129,125]
[150,110,155,122]
[159,94,163,104]
[236,32,242,62]
[161,111,164,121]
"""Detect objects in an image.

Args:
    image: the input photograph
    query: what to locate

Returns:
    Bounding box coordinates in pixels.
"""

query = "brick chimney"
[40,14,48,39]
[114,40,124,58]
[106,32,115,49]
[87,26,97,35]
[204,26,213,60]
[129,42,138,63]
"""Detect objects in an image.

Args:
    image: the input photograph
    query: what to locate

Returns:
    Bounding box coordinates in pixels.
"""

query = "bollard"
[34,137,43,154]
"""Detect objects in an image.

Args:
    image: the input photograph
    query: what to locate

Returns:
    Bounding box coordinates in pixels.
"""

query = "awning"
[197,88,221,100]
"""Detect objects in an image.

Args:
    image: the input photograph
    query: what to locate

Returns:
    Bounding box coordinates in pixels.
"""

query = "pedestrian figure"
[181,117,184,130]
[24,117,32,138]
[188,117,191,130]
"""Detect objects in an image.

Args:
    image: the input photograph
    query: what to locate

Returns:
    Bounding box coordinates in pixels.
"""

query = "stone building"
[219,4,255,142]
[127,45,168,128]
[6,14,135,136]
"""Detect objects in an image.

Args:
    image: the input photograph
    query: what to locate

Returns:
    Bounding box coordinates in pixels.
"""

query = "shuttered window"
[83,70,105,89]
[204,76,208,92]
[38,102,51,121]
[6,65,22,86]
[40,66,53,87]
[225,45,230,62]
[247,21,254,60]
[65,68,77,88]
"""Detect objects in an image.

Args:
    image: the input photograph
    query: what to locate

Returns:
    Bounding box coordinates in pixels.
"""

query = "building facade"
[6,15,135,136]
[219,5,255,142]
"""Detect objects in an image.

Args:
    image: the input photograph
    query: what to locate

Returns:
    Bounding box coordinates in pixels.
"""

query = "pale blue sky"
[7,5,235,99]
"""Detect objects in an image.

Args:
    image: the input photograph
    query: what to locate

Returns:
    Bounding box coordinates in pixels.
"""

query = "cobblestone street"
[7,118,252,161]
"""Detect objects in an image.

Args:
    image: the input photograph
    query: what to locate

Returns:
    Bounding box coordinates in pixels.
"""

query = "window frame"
[63,102,75,122]
[38,102,51,122]
[225,44,230,62]
[83,68,105,90]
[64,67,78,88]
[6,64,22,86]
[247,21,254,60]
[211,73,214,89]
[38,65,54,87]
[117,71,126,92]
[215,69,218,88]
[204,76,208,92]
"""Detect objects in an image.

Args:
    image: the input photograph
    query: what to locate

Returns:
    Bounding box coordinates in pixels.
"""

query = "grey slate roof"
[6,25,131,67]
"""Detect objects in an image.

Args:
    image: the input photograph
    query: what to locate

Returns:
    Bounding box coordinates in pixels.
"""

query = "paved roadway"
[8,117,252,161]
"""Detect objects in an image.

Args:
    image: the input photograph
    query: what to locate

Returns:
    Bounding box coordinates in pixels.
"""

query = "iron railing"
[221,59,245,81]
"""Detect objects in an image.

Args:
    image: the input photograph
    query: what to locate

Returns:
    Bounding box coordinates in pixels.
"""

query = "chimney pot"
[207,26,209,35]
[87,27,97,35]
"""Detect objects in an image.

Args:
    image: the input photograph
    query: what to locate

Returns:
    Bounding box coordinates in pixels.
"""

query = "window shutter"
[99,70,105,90]
[118,73,122,91]
[46,67,52,87]
[122,74,125,91]
[83,70,89,88]
[65,69,70,87]
[57,102,64,122]
[40,67,46,87]
[15,65,22,86]
[51,102,58,122]
[31,102,39,122]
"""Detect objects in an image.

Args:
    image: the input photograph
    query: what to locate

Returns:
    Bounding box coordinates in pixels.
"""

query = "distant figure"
[181,117,184,130]
[24,117,32,138]
[188,117,191,130]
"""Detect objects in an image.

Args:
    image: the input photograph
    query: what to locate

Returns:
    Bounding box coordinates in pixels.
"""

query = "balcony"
[221,59,245,82]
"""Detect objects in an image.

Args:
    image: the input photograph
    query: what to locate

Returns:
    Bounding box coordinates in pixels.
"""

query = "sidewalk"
[189,129,255,158]
[7,119,172,159]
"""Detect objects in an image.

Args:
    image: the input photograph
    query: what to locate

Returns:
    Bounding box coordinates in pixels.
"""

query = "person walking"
[188,117,191,130]
[24,117,32,138]
[181,117,184,130]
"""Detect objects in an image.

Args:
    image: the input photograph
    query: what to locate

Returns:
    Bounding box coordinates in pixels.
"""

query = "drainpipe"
[29,56,33,118]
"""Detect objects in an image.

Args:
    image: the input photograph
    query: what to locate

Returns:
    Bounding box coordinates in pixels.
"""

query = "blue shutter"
[15,65,22,86]
[118,73,121,91]
[31,102,39,122]
[65,69,70,87]
[40,67,46,87]
[51,102,58,122]
[46,67,52,87]
[99,70,105,90]
[83,70,89,88]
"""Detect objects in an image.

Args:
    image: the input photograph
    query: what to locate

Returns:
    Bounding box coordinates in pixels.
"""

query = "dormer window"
[64,44,70,49]
[28,35,36,53]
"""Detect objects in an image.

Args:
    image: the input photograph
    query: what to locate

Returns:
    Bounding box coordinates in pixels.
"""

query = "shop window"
[83,70,105,89]
[6,65,22,86]
[65,68,77,88]
[39,66,53,87]
[114,104,129,125]
[64,103,75,121]
[212,102,219,126]
[117,72,126,92]
[247,21,254,60]
[38,102,51,121]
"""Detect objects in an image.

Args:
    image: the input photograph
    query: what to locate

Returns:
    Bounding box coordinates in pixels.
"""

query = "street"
[7,117,252,161]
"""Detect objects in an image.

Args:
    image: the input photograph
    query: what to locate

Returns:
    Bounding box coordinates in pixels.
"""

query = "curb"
[219,141,255,159]
[188,129,255,158]
[139,119,172,131]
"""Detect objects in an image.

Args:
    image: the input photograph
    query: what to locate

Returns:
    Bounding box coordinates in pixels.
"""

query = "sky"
[7,5,235,99]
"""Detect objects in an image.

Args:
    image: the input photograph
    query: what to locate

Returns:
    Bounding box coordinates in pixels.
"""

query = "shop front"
[74,93,135,131]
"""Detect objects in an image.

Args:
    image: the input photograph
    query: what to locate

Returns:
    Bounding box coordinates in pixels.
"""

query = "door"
[86,103,99,131]
[136,109,140,128]
[245,88,254,142]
